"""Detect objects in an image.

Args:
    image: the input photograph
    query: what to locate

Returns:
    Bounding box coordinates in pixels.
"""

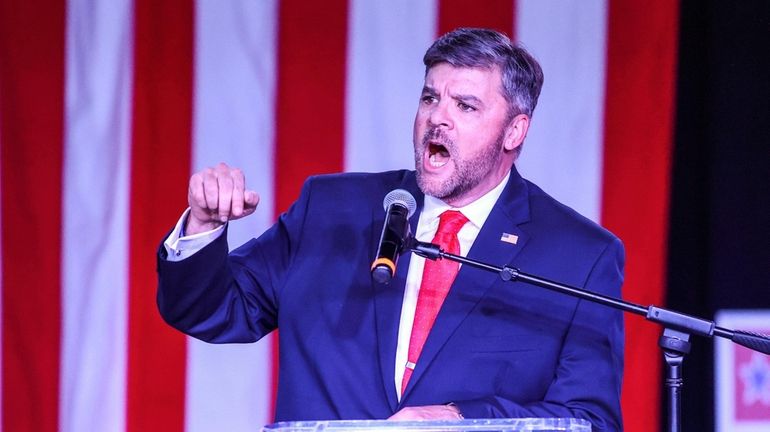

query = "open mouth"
[427,142,450,168]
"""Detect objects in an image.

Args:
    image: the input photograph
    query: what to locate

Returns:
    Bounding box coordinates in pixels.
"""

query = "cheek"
[413,114,426,140]
[454,133,489,159]
[414,108,428,124]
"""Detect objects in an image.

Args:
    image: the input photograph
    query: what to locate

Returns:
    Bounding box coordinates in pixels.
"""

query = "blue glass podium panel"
[263,418,591,432]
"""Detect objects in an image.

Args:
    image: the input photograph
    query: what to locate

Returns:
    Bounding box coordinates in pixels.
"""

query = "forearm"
[163,208,226,262]
[157,230,278,343]
[453,384,619,430]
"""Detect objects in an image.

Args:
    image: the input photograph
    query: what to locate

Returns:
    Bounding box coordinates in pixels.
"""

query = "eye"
[421,95,437,105]
[458,101,476,112]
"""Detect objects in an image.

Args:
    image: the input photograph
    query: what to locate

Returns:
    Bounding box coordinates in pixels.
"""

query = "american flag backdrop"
[0,1,680,431]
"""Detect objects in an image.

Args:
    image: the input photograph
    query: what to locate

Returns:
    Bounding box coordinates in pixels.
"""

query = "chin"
[416,173,452,199]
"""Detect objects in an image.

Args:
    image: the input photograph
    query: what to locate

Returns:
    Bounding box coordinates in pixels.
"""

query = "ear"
[502,114,530,152]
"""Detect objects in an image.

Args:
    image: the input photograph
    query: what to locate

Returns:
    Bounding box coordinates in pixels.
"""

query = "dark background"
[667,1,770,430]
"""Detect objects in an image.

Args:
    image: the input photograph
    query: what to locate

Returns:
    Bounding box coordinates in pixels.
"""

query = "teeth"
[429,153,448,168]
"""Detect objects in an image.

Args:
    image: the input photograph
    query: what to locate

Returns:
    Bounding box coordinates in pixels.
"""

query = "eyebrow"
[453,93,483,107]
[421,85,484,108]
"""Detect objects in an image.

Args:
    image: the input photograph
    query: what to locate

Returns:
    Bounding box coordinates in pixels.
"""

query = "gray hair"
[423,28,544,119]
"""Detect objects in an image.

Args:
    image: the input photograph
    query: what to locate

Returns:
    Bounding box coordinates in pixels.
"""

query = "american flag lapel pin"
[500,232,519,245]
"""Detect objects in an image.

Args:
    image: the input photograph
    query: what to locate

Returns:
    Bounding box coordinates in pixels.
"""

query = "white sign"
[715,309,770,431]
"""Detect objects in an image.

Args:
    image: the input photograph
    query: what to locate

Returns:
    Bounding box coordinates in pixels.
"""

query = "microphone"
[371,189,417,284]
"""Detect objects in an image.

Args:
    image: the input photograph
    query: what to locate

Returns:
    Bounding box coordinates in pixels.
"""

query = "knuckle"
[204,180,218,193]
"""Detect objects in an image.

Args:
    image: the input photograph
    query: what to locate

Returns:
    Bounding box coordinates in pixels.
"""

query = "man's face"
[413,63,519,207]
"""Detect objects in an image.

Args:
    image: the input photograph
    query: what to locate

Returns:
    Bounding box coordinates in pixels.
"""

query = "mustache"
[422,127,453,149]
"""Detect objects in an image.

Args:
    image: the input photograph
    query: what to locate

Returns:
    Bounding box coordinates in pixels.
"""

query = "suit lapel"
[400,168,532,400]
[372,174,424,410]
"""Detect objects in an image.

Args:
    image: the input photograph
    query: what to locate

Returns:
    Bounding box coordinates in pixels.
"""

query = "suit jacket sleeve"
[156,178,313,343]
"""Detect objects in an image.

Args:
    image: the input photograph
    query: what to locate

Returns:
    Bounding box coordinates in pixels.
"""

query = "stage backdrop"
[2,1,683,431]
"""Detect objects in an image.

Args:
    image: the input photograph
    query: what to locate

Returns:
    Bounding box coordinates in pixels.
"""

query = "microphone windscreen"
[382,189,417,218]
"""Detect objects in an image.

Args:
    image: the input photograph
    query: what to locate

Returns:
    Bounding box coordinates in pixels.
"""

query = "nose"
[427,99,453,129]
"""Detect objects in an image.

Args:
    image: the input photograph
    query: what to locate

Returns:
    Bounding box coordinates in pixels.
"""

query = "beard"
[414,126,505,202]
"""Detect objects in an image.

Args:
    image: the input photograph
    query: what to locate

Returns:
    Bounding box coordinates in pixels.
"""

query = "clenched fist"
[186,162,260,235]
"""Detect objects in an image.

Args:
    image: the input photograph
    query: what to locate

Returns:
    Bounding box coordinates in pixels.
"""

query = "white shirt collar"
[421,170,511,229]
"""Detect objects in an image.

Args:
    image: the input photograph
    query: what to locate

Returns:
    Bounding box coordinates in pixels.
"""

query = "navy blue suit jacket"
[157,168,624,430]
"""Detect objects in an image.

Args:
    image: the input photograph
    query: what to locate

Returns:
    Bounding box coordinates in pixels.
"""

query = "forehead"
[424,63,504,96]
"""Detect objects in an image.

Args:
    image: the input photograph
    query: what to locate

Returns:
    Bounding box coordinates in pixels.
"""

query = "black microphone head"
[372,266,394,284]
[382,189,417,218]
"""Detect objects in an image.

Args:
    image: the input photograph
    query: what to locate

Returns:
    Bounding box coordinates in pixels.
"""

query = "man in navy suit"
[158,28,624,430]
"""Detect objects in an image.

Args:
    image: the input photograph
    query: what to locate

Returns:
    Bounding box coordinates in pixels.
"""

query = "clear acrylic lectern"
[262,418,591,432]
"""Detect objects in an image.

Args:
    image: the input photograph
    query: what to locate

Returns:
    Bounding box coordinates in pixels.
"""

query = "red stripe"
[0,2,65,431]
[438,0,516,37]
[271,0,349,419]
[274,0,348,215]
[127,0,194,430]
[601,2,679,431]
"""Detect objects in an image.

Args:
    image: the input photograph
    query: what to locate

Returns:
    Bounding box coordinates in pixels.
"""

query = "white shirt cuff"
[163,208,226,262]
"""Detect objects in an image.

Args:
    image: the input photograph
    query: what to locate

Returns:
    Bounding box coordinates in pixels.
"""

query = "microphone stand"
[409,240,770,432]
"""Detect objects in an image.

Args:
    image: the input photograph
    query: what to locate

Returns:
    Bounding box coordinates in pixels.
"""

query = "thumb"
[244,190,260,211]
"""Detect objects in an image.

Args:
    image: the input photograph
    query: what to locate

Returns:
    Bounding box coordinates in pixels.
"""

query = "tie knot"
[436,210,469,237]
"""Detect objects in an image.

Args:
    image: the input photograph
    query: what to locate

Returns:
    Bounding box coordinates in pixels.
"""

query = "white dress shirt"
[163,171,511,401]
[163,208,225,261]
[393,172,509,400]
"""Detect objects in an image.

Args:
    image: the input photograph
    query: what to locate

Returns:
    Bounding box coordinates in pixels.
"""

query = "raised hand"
[186,162,259,235]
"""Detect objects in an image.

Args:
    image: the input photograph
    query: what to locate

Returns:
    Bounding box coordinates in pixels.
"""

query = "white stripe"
[344,0,438,172]
[515,0,608,223]
[187,1,278,430]
[61,0,134,430]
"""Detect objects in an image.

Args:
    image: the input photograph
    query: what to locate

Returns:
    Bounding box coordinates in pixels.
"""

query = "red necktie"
[401,210,469,394]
